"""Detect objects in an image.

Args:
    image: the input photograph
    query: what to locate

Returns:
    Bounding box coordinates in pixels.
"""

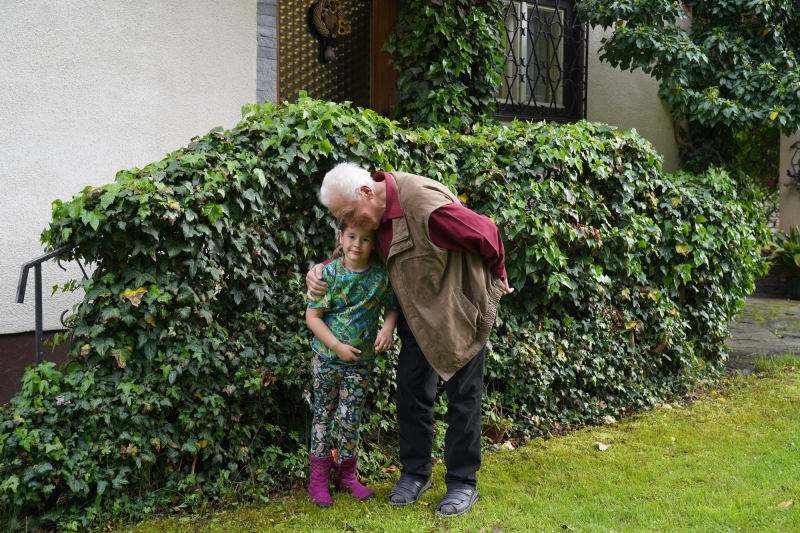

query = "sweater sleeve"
[427,202,507,280]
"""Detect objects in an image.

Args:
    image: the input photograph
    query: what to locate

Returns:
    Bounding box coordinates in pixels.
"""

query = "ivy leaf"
[0,474,20,493]
[110,349,128,369]
[165,239,186,258]
[204,204,224,224]
[142,226,160,241]
[122,287,147,307]
[319,139,333,155]
[80,210,103,231]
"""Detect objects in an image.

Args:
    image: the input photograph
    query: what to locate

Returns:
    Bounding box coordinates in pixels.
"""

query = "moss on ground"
[735,296,800,326]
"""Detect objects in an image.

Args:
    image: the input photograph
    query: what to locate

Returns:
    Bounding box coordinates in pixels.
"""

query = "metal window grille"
[496,0,587,122]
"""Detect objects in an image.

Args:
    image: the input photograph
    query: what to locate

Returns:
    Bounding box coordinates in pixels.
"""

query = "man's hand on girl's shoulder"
[305,263,329,300]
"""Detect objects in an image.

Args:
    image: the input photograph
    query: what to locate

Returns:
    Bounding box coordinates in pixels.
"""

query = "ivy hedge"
[385,0,503,130]
[0,97,766,529]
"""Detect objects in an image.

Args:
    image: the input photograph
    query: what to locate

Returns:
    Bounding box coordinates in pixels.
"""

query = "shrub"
[0,96,766,529]
[385,0,503,130]
[767,226,800,277]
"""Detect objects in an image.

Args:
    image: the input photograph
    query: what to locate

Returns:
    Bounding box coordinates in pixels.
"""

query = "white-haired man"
[306,162,513,517]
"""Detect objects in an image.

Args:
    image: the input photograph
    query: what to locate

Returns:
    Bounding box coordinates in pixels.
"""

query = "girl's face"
[338,225,375,271]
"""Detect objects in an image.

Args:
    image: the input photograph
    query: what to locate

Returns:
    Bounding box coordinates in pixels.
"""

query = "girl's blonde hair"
[330,219,379,263]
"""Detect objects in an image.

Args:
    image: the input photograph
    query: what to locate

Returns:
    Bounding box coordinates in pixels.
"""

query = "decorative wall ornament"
[310,0,351,61]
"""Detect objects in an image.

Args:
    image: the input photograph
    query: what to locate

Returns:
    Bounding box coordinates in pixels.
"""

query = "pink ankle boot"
[336,455,375,501]
[308,454,334,507]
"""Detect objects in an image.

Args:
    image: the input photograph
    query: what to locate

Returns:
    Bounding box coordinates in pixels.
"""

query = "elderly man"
[306,162,513,517]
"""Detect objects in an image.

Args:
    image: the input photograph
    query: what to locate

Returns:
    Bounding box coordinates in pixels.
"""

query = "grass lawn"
[130,359,800,533]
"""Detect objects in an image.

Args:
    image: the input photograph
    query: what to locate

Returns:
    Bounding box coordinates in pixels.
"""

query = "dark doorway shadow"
[0,331,70,405]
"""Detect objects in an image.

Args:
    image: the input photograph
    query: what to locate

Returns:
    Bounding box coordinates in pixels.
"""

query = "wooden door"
[370,0,400,118]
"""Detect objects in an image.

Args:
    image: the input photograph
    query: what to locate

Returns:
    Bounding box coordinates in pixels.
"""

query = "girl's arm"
[374,309,400,352]
[305,307,361,362]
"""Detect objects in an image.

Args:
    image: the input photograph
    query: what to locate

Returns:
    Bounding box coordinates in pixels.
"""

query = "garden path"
[725,294,800,373]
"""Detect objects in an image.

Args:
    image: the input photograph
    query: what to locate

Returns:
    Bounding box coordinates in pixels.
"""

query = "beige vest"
[383,172,505,380]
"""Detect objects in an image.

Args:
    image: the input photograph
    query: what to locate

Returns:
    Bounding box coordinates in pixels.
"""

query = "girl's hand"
[374,327,394,352]
[333,341,361,362]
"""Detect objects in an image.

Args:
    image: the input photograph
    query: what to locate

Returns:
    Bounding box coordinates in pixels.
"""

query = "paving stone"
[725,295,800,373]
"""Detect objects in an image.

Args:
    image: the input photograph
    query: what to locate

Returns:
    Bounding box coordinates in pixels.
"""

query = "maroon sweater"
[373,171,507,281]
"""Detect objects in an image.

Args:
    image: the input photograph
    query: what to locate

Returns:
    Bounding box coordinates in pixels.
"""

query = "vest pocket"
[446,290,479,356]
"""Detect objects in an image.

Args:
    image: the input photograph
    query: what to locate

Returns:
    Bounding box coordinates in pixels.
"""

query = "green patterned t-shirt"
[307,258,399,366]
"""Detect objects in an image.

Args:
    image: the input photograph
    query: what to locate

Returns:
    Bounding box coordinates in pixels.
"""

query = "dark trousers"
[396,312,485,489]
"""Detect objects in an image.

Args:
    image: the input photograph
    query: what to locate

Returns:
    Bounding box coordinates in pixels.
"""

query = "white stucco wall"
[0,1,257,335]
[779,131,800,231]
[586,26,681,173]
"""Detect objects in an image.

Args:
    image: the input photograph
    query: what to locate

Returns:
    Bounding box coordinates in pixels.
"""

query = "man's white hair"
[319,162,373,207]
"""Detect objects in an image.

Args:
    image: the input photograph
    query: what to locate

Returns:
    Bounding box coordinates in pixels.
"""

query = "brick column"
[257,0,278,104]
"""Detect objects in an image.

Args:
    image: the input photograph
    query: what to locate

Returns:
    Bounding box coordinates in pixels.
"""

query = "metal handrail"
[15,245,76,364]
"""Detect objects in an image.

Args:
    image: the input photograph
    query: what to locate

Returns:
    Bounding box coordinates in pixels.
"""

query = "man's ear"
[358,185,374,199]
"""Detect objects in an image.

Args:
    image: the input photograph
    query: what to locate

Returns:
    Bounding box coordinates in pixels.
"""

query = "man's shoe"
[434,487,479,517]
[387,476,432,507]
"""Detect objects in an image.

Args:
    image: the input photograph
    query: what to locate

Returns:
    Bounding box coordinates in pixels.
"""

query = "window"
[496,0,586,122]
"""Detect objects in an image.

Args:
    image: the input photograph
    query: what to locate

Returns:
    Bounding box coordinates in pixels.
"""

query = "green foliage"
[767,225,800,276]
[679,122,780,226]
[384,0,504,130]
[578,0,800,134]
[578,0,792,227]
[0,96,766,529]
[134,363,800,533]
[474,124,767,432]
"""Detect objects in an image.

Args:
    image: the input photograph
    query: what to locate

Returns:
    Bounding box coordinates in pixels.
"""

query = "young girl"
[305,220,400,507]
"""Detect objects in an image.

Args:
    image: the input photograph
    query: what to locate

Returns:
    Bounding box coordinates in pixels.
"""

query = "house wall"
[0,0,257,335]
[779,131,800,231]
[585,26,682,173]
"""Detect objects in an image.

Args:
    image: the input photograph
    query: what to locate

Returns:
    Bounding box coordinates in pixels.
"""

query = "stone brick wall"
[257,0,278,104]
[755,262,791,297]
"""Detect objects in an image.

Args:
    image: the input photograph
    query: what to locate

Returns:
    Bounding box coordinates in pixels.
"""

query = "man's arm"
[428,203,514,294]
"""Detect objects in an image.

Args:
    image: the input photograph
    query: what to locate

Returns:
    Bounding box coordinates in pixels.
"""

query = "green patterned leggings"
[310,352,370,459]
